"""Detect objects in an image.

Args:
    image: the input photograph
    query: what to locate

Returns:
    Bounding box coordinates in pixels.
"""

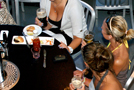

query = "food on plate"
[14,36,24,43]
[40,39,53,45]
[26,26,35,35]
[27,32,34,35]
[26,26,35,32]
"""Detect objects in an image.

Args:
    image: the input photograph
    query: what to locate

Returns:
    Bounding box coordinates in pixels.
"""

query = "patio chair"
[125,71,134,90]
[72,1,95,70]
[13,0,40,25]
[95,0,134,29]
[81,0,95,31]
[124,55,134,90]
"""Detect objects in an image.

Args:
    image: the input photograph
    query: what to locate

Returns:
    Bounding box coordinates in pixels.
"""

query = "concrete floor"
[9,0,134,90]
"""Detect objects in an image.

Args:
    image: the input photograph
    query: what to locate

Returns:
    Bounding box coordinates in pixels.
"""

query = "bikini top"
[107,40,131,69]
[107,39,129,53]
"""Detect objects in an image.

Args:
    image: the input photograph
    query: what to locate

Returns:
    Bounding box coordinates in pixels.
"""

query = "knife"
[22,32,30,49]
[43,49,46,68]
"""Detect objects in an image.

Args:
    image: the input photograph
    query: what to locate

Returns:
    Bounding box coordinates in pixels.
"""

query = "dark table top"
[0,25,76,90]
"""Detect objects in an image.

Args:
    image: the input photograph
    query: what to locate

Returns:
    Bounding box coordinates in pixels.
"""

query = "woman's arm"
[69,36,82,50]
[113,58,124,75]
[58,36,82,53]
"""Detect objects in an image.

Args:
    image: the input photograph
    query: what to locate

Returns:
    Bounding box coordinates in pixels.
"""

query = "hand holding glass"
[36,8,47,27]
[84,30,94,43]
[71,76,83,89]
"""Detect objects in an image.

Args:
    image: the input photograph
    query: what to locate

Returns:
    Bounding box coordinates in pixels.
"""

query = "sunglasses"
[106,17,111,30]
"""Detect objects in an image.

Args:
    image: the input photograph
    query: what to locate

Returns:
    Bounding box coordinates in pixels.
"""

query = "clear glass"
[31,47,40,59]
[84,30,94,43]
[71,76,82,89]
[36,8,46,19]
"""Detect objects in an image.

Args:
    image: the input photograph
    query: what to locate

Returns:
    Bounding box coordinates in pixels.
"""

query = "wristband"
[82,77,86,83]
[68,46,73,54]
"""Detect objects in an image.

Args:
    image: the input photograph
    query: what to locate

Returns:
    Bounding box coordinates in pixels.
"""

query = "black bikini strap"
[95,70,109,90]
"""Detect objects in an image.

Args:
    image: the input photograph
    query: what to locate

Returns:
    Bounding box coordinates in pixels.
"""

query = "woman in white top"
[35,0,87,55]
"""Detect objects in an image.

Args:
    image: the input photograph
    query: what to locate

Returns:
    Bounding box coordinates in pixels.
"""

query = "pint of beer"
[36,8,47,27]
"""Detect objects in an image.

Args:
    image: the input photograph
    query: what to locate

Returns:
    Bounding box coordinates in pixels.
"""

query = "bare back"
[112,43,129,75]
[94,71,123,90]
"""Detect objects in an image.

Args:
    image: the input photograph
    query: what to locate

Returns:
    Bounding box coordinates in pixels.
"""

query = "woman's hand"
[69,83,85,90]
[35,17,44,27]
[73,70,86,78]
[81,40,87,48]
[35,17,52,30]
[58,42,71,53]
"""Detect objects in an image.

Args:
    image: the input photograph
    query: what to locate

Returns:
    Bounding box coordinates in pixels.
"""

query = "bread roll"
[26,26,35,35]
[14,36,24,43]
[26,26,35,32]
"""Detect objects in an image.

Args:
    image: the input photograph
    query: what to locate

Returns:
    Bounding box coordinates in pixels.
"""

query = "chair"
[81,0,95,31]
[124,55,134,90]
[18,0,40,12]
[72,1,95,70]
[95,0,134,29]
[125,71,134,90]
[13,0,40,25]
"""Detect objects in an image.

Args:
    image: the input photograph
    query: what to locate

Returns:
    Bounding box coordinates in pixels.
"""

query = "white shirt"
[40,0,87,44]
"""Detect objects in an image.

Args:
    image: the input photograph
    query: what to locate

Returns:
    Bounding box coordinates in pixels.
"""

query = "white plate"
[23,24,42,36]
[12,36,54,46]
[12,36,26,44]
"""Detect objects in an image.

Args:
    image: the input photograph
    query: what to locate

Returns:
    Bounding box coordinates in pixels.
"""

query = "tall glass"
[36,8,47,27]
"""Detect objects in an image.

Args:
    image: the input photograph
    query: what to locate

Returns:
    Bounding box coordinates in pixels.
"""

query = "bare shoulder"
[114,57,123,67]
[99,82,122,90]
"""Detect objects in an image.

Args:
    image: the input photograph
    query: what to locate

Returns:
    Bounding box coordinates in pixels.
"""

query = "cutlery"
[22,32,30,49]
[43,49,46,68]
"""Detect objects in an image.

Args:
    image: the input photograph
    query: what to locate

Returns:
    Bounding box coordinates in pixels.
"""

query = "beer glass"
[36,8,47,27]
[84,30,94,43]
[71,76,83,89]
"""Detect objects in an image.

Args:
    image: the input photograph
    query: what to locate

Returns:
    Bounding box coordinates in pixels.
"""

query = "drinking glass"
[36,8,47,27]
[71,76,83,89]
[31,47,40,59]
[84,30,94,43]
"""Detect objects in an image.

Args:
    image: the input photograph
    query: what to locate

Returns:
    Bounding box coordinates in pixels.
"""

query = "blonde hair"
[107,16,134,43]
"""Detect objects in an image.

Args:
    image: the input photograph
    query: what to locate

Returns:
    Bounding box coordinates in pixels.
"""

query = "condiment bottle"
[33,30,40,51]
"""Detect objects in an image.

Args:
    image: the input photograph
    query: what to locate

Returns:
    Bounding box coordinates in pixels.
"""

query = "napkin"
[0,30,9,40]
[43,30,67,45]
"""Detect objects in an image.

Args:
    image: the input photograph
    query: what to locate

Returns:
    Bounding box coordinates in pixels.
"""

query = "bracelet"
[82,77,86,83]
[68,46,73,54]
